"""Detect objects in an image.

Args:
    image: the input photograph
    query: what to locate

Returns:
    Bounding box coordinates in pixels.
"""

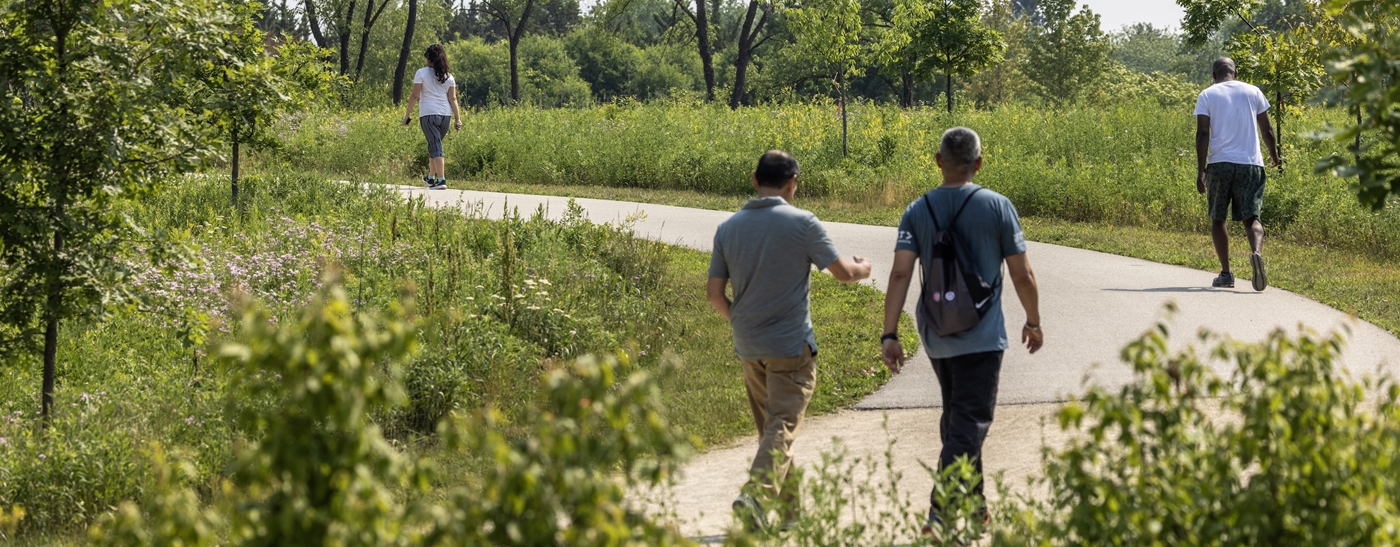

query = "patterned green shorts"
[1206,162,1266,222]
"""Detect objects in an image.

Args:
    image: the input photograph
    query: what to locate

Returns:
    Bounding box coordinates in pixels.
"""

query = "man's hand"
[403,116,412,126]
[454,119,463,131]
[1197,171,1207,194]
[881,338,904,374]
[1271,156,1283,172]
[1022,324,1043,354]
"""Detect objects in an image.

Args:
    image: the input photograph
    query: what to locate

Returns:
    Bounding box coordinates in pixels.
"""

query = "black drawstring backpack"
[918,188,999,337]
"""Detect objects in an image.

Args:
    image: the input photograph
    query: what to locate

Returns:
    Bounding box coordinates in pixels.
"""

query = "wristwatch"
[880,332,899,343]
[1024,322,1041,331]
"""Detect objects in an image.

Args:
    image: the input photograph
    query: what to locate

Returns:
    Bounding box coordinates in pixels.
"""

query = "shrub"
[997,307,1400,545]
[0,395,144,535]
[93,285,698,547]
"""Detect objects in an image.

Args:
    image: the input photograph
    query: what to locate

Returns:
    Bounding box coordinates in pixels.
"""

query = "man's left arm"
[1257,112,1281,171]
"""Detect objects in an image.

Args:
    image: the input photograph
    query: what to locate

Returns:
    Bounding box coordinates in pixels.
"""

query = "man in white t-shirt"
[1193,57,1281,291]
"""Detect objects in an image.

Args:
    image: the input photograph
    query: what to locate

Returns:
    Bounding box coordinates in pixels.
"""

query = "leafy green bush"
[93,284,697,546]
[996,308,1400,545]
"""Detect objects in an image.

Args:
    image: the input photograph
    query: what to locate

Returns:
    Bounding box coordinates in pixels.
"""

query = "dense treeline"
[259,0,1320,109]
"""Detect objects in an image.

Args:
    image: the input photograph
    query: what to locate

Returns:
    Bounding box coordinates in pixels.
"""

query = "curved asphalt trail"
[394,184,1400,539]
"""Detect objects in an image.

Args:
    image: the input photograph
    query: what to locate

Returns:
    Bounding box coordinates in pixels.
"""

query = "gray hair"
[939,127,982,171]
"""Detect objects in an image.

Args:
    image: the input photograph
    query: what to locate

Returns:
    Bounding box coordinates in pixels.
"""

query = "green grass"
[400,176,1400,338]
[0,171,911,541]
[270,101,1400,262]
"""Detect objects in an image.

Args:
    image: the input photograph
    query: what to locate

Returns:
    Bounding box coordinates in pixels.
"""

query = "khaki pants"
[740,344,816,509]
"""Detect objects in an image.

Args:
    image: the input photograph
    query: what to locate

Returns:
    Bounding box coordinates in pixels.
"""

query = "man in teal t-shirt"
[879,127,1044,539]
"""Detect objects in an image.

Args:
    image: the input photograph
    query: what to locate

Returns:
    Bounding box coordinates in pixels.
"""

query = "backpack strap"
[922,187,984,232]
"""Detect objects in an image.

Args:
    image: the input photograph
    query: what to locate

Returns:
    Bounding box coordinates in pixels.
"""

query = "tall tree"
[485,0,538,103]
[670,0,717,101]
[200,31,334,204]
[392,0,419,105]
[0,0,238,417]
[304,0,329,47]
[334,0,357,74]
[902,0,1004,112]
[729,0,775,108]
[1025,0,1109,106]
[963,0,1033,105]
[789,0,864,155]
[352,0,392,80]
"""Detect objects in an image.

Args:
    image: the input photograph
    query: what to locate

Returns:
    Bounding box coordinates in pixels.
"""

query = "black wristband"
[880,333,898,343]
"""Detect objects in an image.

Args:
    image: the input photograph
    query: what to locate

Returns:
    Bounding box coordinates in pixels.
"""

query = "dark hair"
[754,150,799,188]
[425,44,450,84]
[1212,57,1236,81]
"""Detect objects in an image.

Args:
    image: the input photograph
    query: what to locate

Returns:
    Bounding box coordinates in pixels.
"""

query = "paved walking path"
[394,184,1400,538]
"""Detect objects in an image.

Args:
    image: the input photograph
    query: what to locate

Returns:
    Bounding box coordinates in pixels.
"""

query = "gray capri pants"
[420,115,452,158]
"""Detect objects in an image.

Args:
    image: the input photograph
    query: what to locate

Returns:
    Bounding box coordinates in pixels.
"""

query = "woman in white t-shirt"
[402,44,461,189]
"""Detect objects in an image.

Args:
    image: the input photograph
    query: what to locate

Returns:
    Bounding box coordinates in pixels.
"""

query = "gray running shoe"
[732,493,768,533]
[1212,271,1235,288]
[1250,252,1267,291]
[422,175,435,187]
[430,180,448,190]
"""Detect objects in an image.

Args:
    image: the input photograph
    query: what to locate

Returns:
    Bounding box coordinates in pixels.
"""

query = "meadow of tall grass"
[0,172,909,540]
[276,101,1400,261]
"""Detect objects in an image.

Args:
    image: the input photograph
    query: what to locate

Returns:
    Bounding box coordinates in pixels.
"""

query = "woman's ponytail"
[425,44,450,84]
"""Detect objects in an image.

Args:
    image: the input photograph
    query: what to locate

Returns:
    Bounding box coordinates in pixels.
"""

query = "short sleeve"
[1192,91,1209,117]
[805,216,842,270]
[412,68,425,85]
[707,232,729,279]
[1253,87,1270,115]
[445,74,456,89]
[895,202,919,253]
[999,199,1028,258]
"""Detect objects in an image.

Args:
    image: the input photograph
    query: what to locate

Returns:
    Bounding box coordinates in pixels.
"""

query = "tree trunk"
[902,71,913,108]
[337,1,355,75]
[839,71,848,157]
[392,0,418,105]
[506,0,535,104]
[508,37,521,103]
[354,0,388,80]
[946,73,954,113]
[41,230,63,419]
[728,0,767,109]
[305,0,327,47]
[231,139,240,205]
[696,0,715,102]
[1356,105,1362,163]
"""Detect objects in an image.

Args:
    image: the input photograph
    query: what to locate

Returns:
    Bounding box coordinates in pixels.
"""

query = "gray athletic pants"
[419,115,451,158]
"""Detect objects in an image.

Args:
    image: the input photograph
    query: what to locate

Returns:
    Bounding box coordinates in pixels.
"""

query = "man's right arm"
[1195,114,1211,194]
[707,277,731,323]
[1005,252,1043,354]
[827,256,871,282]
[880,250,918,374]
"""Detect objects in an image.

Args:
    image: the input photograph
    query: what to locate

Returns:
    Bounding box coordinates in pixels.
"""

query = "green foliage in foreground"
[998,307,1400,545]
[275,101,1400,261]
[0,173,908,539]
[93,283,694,546]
